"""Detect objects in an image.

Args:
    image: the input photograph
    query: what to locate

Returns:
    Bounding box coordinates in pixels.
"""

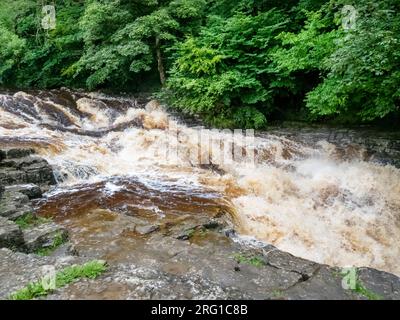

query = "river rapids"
[1,89,399,276]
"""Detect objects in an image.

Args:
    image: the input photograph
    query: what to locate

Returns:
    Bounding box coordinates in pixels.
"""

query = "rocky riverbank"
[0,148,66,250]
[265,124,400,168]
[0,147,82,298]
[0,147,399,300]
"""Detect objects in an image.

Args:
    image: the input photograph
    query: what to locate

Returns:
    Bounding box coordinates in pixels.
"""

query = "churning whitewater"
[1,89,399,276]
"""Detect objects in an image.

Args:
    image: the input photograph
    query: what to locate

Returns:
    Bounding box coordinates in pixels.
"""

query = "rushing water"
[1,89,400,275]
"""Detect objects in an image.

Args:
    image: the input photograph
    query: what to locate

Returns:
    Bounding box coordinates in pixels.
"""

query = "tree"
[1,0,399,126]
[68,0,206,89]
[271,0,400,122]
[164,9,287,128]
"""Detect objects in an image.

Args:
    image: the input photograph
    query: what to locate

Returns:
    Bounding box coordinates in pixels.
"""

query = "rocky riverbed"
[0,147,399,300]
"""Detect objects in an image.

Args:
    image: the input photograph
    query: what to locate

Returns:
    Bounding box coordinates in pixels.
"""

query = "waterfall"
[1,88,399,275]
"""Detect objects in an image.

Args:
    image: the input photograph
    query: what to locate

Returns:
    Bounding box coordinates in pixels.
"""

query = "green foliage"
[233,253,266,268]
[272,0,400,123]
[164,9,287,128]
[35,232,67,256]
[308,0,400,121]
[67,0,206,89]
[353,281,383,300]
[0,0,33,84]
[9,281,48,300]
[9,260,107,300]
[340,268,383,300]
[169,0,206,19]
[68,0,141,89]
[0,26,26,80]
[0,0,85,88]
[14,213,52,230]
[0,0,399,126]
[271,11,339,72]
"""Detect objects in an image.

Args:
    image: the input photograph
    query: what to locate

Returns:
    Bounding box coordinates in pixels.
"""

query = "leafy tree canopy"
[0,0,399,127]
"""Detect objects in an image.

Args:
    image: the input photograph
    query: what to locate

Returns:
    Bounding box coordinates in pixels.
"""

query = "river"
[1,88,399,276]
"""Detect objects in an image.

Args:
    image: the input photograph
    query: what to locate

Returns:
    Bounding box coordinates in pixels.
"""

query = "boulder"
[0,217,24,250]
[357,268,400,300]
[24,159,56,185]
[135,224,160,236]
[5,184,42,199]
[4,148,35,159]
[0,190,32,221]
[23,222,68,252]
[0,148,56,187]
[0,169,26,185]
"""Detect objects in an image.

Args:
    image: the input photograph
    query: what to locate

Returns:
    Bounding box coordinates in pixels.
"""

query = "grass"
[233,253,266,268]
[35,232,67,256]
[271,289,284,299]
[9,260,107,300]
[340,268,383,300]
[179,226,208,240]
[353,280,383,300]
[195,227,208,238]
[186,228,196,239]
[15,213,52,230]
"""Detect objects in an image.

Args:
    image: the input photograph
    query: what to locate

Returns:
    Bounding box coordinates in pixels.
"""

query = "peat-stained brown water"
[1,88,400,275]
[33,178,232,264]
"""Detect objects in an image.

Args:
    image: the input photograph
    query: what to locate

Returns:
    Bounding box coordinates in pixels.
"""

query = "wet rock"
[50,243,79,258]
[0,190,32,221]
[0,248,86,299]
[265,126,400,168]
[0,169,26,185]
[283,266,359,300]
[264,248,319,280]
[357,268,400,300]
[224,228,236,237]
[176,234,191,241]
[5,184,42,199]
[203,219,224,230]
[199,163,226,175]
[135,224,160,236]
[0,149,56,187]
[23,222,68,253]
[5,148,35,159]
[0,217,24,250]
[175,225,204,241]
[0,156,41,169]
[48,263,249,300]
[24,159,56,186]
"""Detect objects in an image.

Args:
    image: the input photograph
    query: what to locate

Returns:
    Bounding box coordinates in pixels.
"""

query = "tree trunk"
[155,37,166,86]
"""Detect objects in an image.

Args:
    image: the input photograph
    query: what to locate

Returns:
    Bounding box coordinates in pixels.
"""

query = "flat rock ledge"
[0,148,56,188]
[1,148,400,300]
[0,248,86,299]
[7,237,399,300]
